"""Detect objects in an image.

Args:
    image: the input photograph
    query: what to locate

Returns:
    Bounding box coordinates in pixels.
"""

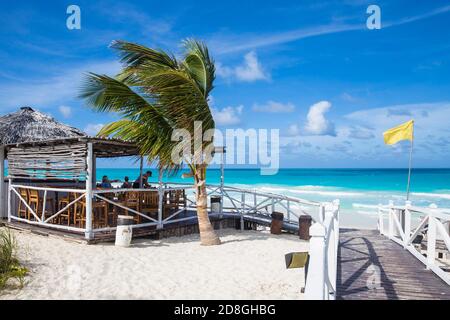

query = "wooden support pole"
[157,169,163,229]
[220,149,224,217]
[139,156,143,188]
[85,142,93,240]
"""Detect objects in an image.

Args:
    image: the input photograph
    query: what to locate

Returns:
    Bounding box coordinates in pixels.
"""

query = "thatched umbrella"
[0,106,86,145]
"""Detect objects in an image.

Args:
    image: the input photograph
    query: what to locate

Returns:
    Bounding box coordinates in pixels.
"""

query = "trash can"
[299,215,312,240]
[115,215,134,247]
[210,195,222,213]
[270,212,284,235]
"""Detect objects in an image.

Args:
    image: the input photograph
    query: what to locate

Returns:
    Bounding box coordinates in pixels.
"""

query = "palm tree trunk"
[195,166,221,246]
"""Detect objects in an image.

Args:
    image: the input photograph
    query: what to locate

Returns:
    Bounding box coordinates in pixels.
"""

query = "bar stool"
[58,192,76,226]
[123,191,141,224]
[141,191,159,220]
[75,199,109,229]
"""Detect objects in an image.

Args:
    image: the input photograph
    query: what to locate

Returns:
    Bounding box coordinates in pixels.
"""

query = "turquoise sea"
[98,168,450,228]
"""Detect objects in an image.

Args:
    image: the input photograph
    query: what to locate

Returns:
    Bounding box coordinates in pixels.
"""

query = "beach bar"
[0,107,324,243]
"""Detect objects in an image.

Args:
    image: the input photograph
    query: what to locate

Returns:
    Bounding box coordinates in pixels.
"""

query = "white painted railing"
[361,201,450,286]
[8,184,86,233]
[304,199,340,300]
[7,182,325,236]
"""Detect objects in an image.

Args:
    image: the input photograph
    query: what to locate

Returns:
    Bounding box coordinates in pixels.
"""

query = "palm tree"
[80,39,221,245]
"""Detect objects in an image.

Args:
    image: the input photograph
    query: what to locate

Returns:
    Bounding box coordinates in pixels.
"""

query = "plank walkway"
[337,228,450,300]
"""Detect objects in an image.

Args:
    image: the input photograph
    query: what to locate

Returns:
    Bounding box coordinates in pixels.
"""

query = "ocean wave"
[411,192,450,200]
[257,185,364,198]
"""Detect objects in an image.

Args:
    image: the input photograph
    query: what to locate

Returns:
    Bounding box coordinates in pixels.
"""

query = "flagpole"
[406,123,414,200]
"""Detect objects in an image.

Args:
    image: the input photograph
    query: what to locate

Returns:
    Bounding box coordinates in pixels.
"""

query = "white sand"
[1,228,307,300]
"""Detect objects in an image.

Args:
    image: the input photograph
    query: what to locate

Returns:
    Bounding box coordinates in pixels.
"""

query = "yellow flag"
[383,120,414,145]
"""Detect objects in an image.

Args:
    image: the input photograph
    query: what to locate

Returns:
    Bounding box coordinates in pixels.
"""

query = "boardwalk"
[337,228,450,300]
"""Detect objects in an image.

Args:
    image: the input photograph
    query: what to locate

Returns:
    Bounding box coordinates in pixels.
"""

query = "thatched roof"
[0,107,86,145]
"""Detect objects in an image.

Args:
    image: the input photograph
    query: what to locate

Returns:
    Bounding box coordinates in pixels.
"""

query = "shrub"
[0,228,27,290]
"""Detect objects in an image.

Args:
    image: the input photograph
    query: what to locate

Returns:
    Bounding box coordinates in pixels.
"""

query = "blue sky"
[1,0,450,168]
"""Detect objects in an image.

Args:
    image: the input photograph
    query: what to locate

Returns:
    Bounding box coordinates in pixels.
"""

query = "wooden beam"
[85,142,93,239]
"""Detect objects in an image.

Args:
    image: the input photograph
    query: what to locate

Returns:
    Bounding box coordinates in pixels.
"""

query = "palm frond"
[80,38,217,172]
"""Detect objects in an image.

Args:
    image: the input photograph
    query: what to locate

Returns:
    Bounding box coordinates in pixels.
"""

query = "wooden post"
[404,200,412,249]
[85,143,94,240]
[157,169,163,229]
[92,154,97,189]
[220,149,224,217]
[388,200,394,239]
[304,222,326,300]
[139,156,143,188]
[427,213,436,269]
[0,147,5,219]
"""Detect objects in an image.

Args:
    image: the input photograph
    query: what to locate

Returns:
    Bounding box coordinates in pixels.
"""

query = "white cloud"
[216,51,268,82]
[212,105,243,126]
[58,105,72,118]
[210,24,362,55]
[253,101,295,113]
[304,101,336,136]
[209,5,450,55]
[235,52,268,82]
[84,123,104,136]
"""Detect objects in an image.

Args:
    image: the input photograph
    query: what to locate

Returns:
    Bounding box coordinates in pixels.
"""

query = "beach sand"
[1,228,307,300]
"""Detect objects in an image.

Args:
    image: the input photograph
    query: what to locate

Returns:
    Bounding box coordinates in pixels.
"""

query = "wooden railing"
[357,201,450,286]
[304,199,340,300]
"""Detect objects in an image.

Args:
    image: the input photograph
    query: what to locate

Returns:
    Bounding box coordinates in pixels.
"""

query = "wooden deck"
[337,228,450,300]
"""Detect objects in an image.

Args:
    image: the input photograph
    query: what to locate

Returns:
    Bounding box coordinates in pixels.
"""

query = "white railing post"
[287,200,291,222]
[333,199,340,253]
[7,178,12,223]
[0,146,5,219]
[378,204,384,235]
[388,200,394,239]
[85,142,94,240]
[404,200,412,249]
[240,192,245,230]
[304,222,326,300]
[318,204,325,223]
[427,212,436,269]
[41,189,47,222]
